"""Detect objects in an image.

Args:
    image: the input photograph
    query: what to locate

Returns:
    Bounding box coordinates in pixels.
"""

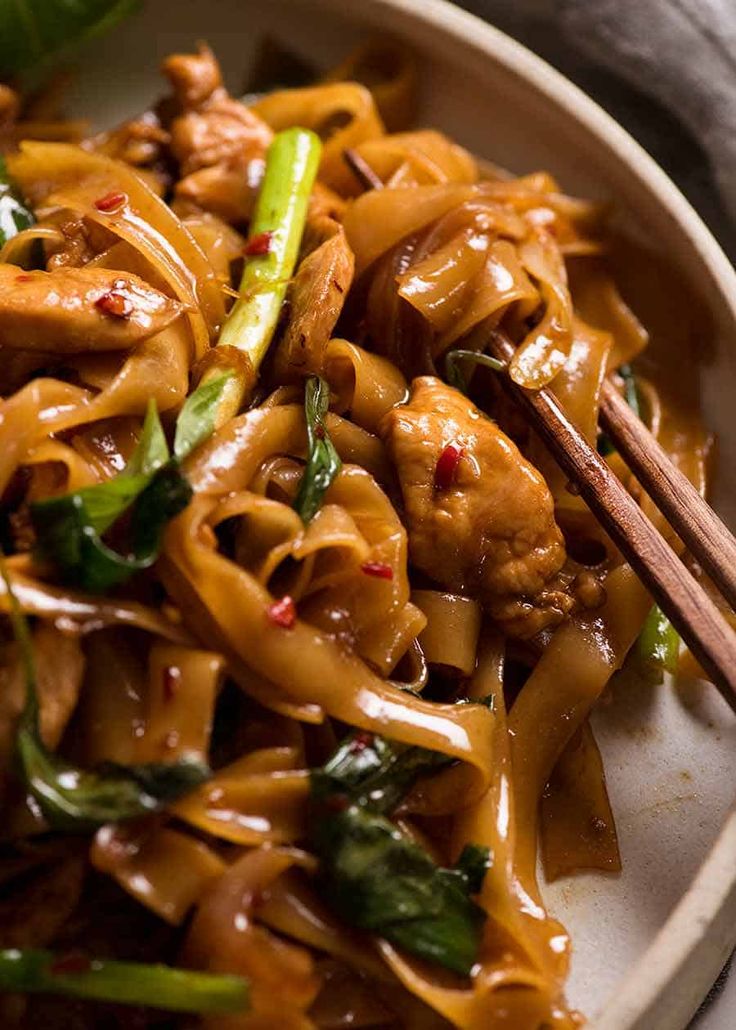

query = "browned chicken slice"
[0,264,182,351]
[85,110,170,168]
[380,377,574,638]
[162,44,273,223]
[275,229,355,378]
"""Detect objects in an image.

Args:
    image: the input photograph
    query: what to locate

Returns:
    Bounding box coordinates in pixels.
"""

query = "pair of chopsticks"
[344,149,736,710]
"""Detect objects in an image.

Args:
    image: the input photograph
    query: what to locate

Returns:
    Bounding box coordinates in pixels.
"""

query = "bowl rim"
[302,0,736,1025]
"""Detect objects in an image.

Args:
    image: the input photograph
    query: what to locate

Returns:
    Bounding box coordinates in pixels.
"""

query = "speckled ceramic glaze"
[67,1,736,1026]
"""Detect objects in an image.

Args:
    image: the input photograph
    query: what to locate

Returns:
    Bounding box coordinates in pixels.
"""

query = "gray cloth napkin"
[457,0,736,259]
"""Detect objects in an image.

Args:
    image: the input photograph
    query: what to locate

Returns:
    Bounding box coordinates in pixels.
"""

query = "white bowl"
[67,1,736,1026]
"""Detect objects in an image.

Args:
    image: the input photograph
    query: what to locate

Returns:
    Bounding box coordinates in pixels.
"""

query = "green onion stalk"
[0,949,248,1015]
[206,126,322,427]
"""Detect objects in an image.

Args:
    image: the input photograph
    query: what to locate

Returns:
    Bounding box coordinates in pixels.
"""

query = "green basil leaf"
[309,728,490,975]
[0,949,248,1014]
[294,375,342,523]
[0,0,140,76]
[0,553,208,831]
[310,802,486,976]
[30,462,191,593]
[18,731,208,832]
[315,730,455,816]
[173,372,233,462]
[454,843,491,895]
[444,349,505,393]
[0,156,34,246]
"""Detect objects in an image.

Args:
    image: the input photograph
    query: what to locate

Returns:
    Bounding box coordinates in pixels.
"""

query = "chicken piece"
[173,160,263,224]
[275,228,355,378]
[85,110,170,168]
[162,44,272,223]
[0,263,182,351]
[380,377,572,638]
[44,215,97,270]
[164,44,225,108]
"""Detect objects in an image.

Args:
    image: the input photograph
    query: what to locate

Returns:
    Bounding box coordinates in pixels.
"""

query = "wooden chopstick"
[599,379,736,612]
[485,330,736,710]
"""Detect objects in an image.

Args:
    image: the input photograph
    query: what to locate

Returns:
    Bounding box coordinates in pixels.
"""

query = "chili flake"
[95,283,134,319]
[361,561,393,580]
[243,231,273,256]
[267,595,296,629]
[94,191,128,213]
[434,442,464,490]
[349,731,375,753]
[162,665,181,701]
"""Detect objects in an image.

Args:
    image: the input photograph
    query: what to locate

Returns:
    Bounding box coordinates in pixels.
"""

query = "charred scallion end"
[310,730,489,976]
[0,155,34,246]
[294,375,342,523]
[0,949,248,1014]
[636,603,680,685]
[0,553,209,831]
[209,126,322,426]
[30,375,231,593]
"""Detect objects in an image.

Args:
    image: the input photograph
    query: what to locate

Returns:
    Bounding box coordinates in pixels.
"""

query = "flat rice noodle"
[321,38,419,132]
[343,182,477,275]
[184,847,321,1029]
[252,83,384,195]
[0,563,192,643]
[92,823,226,925]
[322,337,408,434]
[540,720,621,880]
[509,230,574,389]
[354,129,477,186]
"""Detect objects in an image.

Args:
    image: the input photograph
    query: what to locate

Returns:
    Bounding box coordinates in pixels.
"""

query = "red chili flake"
[325,793,350,813]
[361,561,394,580]
[50,951,92,976]
[162,665,181,701]
[15,274,32,283]
[434,442,464,490]
[95,288,134,319]
[349,731,375,753]
[267,595,296,629]
[314,424,326,441]
[94,191,128,213]
[243,230,273,256]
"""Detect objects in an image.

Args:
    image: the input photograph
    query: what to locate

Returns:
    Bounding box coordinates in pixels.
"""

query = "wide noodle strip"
[0,36,719,1030]
[252,83,385,194]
